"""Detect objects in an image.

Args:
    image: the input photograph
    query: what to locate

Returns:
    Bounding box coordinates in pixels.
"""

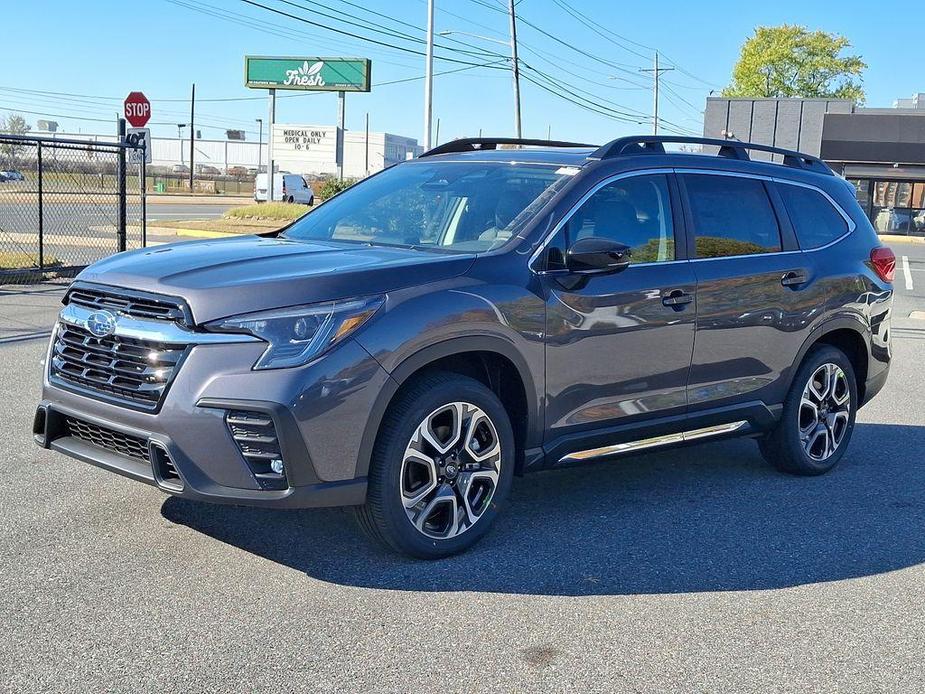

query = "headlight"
[207,296,384,370]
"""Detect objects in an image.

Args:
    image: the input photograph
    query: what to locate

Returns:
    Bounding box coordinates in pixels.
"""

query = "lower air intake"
[225,410,288,490]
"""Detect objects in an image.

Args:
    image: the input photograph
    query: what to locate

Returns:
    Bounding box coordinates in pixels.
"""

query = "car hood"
[77,235,476,324]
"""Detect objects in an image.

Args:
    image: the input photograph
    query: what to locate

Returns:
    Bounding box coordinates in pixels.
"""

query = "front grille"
[67,286,189,324]
[226,410,288,489]
[65,416,150,463]
[50,323,187,410]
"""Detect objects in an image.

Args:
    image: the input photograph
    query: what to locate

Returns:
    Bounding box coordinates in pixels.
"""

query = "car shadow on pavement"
[161,422,925,596]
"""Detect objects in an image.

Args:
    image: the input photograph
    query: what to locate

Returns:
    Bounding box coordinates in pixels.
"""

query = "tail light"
[870,247,896,282]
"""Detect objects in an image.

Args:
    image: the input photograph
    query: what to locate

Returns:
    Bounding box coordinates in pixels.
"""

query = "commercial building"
[704,96,925,236]
[270,124,421,178]
[28,124,421,179]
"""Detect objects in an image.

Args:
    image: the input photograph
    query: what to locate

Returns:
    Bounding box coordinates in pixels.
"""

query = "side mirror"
[566,236,632,275]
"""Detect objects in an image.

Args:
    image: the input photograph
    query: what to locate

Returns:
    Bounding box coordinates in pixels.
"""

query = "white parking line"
[902,256,914,291]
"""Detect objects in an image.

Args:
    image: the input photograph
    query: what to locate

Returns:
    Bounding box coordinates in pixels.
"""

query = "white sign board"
[125,127,152,164]
[272,124,339,175]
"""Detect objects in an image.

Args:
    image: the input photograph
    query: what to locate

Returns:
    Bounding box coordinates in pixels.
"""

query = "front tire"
[758,345,858,475]
[355,372,515,559]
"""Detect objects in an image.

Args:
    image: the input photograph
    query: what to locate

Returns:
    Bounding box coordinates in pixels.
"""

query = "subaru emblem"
[85,310,117,338]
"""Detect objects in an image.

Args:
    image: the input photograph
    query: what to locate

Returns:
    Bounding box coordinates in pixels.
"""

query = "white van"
[254,173,314,205]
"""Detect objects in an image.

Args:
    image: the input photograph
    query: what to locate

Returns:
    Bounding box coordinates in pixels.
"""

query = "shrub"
[318,177,357,201]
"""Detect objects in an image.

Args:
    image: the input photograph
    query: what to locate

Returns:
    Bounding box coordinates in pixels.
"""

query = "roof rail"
[419,137,596,158]
[589,136,834,175]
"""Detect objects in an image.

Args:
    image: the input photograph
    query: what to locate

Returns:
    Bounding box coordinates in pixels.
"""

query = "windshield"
[282,160,573,252]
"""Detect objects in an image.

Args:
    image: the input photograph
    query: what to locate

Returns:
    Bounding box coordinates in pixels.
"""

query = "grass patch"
[225,202,310,221]
[152,218,285,234]
[0,251,61,270]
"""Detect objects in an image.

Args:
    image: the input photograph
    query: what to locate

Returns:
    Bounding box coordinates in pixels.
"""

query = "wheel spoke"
[400,450,438,508]
[463,409,501,464]
[421,402,464,455]
[414,483,459,538]
[807,365,830,402]
[457,469,499,525]
[799,396,819,434]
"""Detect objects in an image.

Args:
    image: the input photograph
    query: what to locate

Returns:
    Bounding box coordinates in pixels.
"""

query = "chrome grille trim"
[58,303,260,345]
[51,323,187,410]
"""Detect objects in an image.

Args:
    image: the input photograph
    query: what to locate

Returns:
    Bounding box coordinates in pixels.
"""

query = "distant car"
[254,173,314,205]
[171,164,190,174]
[0,169,24,181]
[227,166,248,177]
[197,165,220,175]
[0,172,8,183]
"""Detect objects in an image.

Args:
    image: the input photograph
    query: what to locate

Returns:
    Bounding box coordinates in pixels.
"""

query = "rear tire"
[758,345,858,476]
[355,371,515,559]
[287,195,294,203]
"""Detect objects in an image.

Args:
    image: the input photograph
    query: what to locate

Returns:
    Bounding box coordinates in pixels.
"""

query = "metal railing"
[0,132,146,284]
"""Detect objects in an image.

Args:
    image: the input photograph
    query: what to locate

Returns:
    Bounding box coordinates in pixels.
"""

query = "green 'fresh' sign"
[244,56,371,92]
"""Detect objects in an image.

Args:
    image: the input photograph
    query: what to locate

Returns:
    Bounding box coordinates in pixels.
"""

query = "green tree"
[0,113,31,166]
[723,25,866,103]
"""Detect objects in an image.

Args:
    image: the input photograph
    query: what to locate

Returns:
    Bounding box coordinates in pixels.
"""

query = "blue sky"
[1,0,921,145]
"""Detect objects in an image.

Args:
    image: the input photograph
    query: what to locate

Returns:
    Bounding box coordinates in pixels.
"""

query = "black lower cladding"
[225,410,289,490]
[65,416,150,463]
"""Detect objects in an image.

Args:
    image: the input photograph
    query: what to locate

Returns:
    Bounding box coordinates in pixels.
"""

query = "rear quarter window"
[778,183,849,249]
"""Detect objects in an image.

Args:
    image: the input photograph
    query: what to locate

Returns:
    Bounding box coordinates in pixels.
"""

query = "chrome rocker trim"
[560,420,748,463]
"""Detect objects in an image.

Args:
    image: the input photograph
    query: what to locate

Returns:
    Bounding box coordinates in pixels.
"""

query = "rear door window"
[682,174,782,258]
[778,183,849,248]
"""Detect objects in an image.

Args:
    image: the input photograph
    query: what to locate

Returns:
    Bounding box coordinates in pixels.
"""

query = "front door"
[541,172,697,446]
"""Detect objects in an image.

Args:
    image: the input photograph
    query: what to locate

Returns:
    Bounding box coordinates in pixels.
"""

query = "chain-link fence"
[0,134,145,285]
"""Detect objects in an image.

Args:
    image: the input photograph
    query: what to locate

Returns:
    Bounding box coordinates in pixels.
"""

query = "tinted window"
[684,174,781,258]
[779,184,849,248]
[284,161,570,252]
[548,174,675,268]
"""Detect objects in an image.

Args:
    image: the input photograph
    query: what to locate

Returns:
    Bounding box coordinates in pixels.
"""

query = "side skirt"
[523,400,782,472]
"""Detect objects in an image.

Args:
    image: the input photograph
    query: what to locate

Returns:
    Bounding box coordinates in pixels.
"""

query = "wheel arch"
[355,337,541,478]
[792,317,870,404]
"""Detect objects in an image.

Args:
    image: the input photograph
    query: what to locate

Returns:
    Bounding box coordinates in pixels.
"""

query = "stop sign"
[124,92,151,128]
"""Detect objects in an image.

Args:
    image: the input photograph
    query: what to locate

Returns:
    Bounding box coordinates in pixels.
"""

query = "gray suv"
[34,136,894,558]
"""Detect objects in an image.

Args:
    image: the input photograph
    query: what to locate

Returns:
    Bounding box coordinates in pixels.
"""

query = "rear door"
[541,172,697,442]
[678,170,827,411]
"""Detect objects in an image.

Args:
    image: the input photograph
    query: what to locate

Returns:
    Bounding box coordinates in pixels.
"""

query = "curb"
[174,228,240,239]
[879,234,925,244]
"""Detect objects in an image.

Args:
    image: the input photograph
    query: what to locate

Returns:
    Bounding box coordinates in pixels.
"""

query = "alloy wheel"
[400,402,502,540]
[799,362,851,461]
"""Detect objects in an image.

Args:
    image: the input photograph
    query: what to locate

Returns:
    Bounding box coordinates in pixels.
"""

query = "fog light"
[270,459,284,475]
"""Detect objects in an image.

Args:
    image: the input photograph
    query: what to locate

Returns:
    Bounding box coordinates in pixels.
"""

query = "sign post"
[267,88,276,201]
[244,56,371,192]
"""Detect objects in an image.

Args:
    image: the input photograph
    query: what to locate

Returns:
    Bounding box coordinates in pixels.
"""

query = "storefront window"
[848,178,870,210]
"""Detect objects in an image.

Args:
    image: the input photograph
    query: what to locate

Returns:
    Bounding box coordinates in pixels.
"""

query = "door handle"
[662,289,694,308]
[781,269,809,287]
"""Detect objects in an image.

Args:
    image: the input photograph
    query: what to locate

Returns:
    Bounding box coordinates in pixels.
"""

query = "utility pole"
[267,88,276,200]
[336,91,345,181]
[507,0,522,138]
[435,118,440,147]
[640,52,673,135]
[365,112,369,176]
[189,83,195,190]
[423,0,435,150]
[256,118,263,173]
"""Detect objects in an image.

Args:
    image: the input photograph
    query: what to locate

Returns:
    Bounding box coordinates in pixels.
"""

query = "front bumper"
[36,332,391,508]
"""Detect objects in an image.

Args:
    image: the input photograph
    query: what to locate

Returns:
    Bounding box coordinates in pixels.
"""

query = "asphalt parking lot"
[2,242,925,693]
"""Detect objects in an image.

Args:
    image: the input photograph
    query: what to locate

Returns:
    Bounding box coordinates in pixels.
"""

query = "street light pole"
[256,118,263,172]
[423,0,435,150]
[507,0,522,138]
